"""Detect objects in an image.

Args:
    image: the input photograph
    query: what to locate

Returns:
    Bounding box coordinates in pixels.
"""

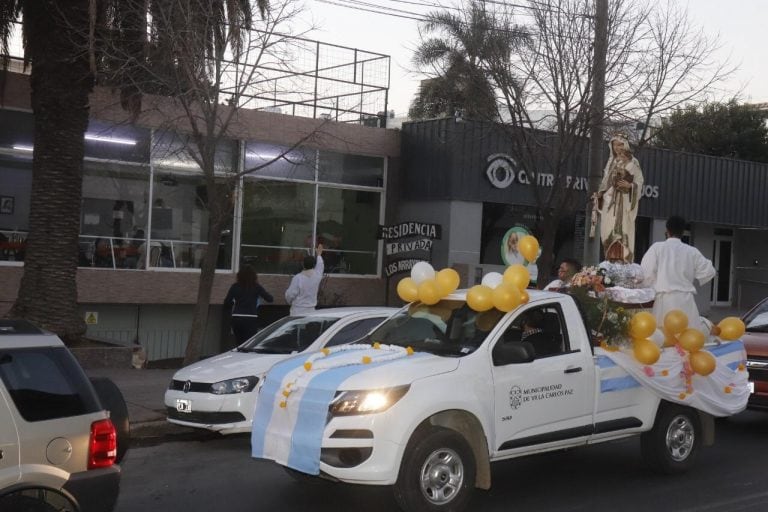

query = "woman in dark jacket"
[224,265,274,344]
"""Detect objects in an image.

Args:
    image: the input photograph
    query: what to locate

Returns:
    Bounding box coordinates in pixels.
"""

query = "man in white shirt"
[640,216,716,335]
[285,244,324,316]
[544,258,582,291]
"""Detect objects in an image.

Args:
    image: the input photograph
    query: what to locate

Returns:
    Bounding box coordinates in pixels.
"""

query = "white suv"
[0,320,120,512]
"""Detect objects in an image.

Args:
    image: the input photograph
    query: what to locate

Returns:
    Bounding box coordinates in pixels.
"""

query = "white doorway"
[710,231,734,306]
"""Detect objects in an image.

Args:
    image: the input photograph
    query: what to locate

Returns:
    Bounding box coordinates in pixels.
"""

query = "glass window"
[0,347,101,422]
[149,132,237,270]
[498,305,567,359]
[318,151,384,187]
[84,119,150,164]
[244,142,315,181]
[80,160,150,269]
[240,180,316,274]
[0,110,34,263]
[317,187,380,275]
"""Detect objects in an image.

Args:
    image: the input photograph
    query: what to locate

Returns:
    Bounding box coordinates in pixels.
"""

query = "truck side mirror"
[492,341,535,366]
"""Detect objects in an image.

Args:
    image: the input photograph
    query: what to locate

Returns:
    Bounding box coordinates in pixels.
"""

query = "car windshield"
[364,300,505,357]
[744,301,768,332]
[237,316,339,354]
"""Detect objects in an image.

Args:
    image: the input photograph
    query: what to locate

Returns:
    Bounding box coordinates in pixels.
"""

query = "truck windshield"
[365,301,505,357]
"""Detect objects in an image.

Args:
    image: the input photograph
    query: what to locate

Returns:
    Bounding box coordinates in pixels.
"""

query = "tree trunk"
[183,180,231,365]
[536,212,557,290]
[10,2,93,343]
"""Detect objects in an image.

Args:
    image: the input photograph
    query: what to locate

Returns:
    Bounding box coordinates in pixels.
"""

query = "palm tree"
[0,0,266,343]
[410,0,527,120]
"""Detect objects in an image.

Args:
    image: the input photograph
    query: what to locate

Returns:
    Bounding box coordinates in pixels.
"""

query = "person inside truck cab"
[520,309,564,358]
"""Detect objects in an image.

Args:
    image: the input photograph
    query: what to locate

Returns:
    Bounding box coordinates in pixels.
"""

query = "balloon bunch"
[628,309,747,377]
[628,311,660,365]
[467,264,531,313]
[396,262,460,305]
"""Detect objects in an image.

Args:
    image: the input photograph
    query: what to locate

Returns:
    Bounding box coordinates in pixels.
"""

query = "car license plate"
[749,381,755,394]
[176,399,192,413]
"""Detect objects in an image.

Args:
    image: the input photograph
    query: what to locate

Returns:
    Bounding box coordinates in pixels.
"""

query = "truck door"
[490,301,595,455]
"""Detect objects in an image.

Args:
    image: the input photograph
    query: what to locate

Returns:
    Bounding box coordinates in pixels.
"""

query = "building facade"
[0,72,399,359]
[397,118,768,318]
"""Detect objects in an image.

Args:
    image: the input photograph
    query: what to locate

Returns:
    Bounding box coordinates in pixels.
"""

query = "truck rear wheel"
[641,402,701,474]
[393,427,475,512]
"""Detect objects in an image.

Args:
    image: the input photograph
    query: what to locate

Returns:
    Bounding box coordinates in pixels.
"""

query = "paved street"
[116,410,768,512]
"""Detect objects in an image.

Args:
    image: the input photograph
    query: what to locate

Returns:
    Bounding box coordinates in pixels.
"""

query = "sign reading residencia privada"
[377,221,442,278]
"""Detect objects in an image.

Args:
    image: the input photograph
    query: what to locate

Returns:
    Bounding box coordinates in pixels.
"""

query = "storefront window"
[318,151,384,187]
[80,161,151,269]
[244,142,315,181]
[149,132,237,270]
[316,187,380,275]
[0,110,34,263]
[241,180,315,274]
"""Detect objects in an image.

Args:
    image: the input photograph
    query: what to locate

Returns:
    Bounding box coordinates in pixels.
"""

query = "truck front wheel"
[641,403,701,474]
[393,427,476,512]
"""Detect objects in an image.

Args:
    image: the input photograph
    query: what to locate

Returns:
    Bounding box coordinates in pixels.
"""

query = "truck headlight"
[210,376,259,394]
[329,385,410,417]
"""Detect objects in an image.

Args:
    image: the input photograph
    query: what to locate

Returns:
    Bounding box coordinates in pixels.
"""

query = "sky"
[298,0,768,117]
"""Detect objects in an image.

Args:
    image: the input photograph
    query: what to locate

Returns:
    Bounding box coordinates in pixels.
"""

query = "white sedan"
[164,307,398,434]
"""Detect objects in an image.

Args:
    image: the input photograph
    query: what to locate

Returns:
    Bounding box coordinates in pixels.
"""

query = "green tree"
[655,100,768,162]
[0,0,265,343]
[409,0,528,120]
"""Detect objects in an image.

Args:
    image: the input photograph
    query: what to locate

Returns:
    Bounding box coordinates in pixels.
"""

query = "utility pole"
[584,0,608,266]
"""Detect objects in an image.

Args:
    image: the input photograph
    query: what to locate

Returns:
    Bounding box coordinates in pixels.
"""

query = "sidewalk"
[86,367,210,444]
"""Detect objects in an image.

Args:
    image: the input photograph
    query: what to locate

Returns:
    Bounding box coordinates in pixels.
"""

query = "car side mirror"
[492,341,535,366]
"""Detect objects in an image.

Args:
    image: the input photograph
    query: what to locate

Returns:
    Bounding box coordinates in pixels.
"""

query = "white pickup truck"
[251,290,749,512]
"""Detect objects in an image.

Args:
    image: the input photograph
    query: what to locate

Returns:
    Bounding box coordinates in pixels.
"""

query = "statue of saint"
[593,134,644,262]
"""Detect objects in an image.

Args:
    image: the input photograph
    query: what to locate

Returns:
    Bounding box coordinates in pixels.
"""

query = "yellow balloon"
[418,280,441,305]
[397,277,419,303]
[690,351,716,376]
[467,285,494,312]
[435,268,461,296]
[678,328,705,352]
[492,284,522,312]
[662,328,679,348]
[519,288,530,305]
[633,338,661,365]
[663,310,688,335]
[503,264,530,290]
[630,312,656,339]
[518,235,540,263]
[718,317,746,341]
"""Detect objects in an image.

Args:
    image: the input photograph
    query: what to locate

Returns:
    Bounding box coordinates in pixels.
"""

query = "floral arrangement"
[570,265,614,291]
[568,266,632,347]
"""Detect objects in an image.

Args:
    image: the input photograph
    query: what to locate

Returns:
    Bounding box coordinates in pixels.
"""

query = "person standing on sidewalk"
[640,215,716,336]
[224,265,274,344]
[286,243,324,316]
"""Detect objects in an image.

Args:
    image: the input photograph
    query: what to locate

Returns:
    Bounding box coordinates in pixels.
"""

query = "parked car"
[165,307,398,434]
[742,298,768,408]
[0,320,123,512]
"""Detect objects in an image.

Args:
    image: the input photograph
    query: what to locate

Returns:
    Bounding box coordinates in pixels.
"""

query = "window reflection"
[241,180,314,274]
[318,151,384,187]
[244,142,315,181]
[317,187,380,274]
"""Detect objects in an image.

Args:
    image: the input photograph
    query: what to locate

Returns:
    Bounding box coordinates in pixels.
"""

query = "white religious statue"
[592,134,644,263]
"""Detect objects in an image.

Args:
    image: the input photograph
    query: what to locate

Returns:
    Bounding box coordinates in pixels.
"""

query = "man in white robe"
[640,216,716,335]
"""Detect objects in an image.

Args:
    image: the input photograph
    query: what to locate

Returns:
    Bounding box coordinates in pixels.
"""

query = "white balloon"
[481,272,504,289]
[410,261,436,285]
